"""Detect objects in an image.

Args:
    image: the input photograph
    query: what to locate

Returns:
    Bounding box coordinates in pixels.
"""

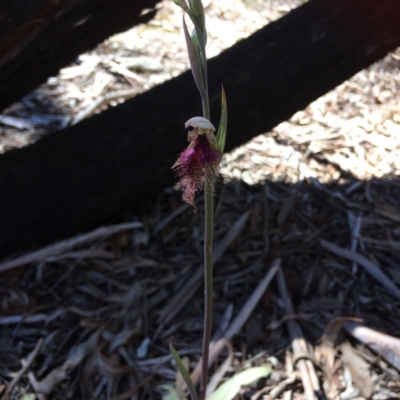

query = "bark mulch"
[1,0,400,398]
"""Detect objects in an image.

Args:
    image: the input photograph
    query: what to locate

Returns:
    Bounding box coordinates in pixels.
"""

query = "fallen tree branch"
[0,0,158,110]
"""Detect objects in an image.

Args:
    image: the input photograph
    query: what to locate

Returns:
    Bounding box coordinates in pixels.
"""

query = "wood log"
[0,0,400,257]
[0,0,158,111]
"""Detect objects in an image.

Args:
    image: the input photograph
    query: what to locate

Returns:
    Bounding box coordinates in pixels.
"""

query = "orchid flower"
[172,117,221,206]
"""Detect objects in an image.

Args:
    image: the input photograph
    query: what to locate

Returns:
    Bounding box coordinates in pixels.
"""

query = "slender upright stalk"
[172,2,227,398]
[200,172,213,400]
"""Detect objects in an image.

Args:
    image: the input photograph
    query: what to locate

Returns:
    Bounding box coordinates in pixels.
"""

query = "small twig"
[22,363,47,400]
[347,211,362,273]
[276,267,320,400]
[45,248,115,262]
[250,372,299,400]
[344,322,400,371]
[0,313,48,325]
[0,222,142,274]
[268,373,299,400]
[321,239,400,300]
[0,115,35,131]
[8,338,43,396]
[292,352,320,369]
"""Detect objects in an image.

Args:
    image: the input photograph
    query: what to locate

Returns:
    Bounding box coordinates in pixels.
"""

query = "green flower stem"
[201,93,210,121]
[199,71,212,400]
[200,179,213,400]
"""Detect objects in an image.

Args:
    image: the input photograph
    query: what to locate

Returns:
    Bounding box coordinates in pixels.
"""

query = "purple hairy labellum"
[172,117,221,206]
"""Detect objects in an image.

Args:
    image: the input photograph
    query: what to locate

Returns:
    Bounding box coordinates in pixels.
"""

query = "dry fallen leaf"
[340,341,374,399]
[33,338,91,394]
[315,317,362,399]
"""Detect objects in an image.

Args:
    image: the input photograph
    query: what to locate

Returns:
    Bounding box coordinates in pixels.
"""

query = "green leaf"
[170,342,199,400]
[20,395,36,400]
[190,27,201,55]
[206,365,271,400]
[187,13,207,51]
[183,16,205,95]
[216,85,227,153]
[189,0,204,17]
[159,385,181,400]
[191,15,207,47]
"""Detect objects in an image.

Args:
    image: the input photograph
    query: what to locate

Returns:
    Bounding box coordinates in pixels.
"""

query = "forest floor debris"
[1,0,400,399]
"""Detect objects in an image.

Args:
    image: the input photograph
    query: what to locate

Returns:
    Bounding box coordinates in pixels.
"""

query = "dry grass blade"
[0,222,142,273]
[344,322,400,371]
[157,211,251,328]
[321,239,400,301]
[153,203,191,234]
[276,267,320,400]
[205,340,233,397]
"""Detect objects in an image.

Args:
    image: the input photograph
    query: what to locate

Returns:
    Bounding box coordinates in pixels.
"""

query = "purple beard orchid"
[172,117,222,206]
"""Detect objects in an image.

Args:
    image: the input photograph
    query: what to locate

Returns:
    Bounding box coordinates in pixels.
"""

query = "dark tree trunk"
[0,0,158,111]
[0,0,400,257]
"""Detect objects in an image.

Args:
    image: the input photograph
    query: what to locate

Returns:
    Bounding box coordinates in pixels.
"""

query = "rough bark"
[0,0,158,111]
[0,0,400,256]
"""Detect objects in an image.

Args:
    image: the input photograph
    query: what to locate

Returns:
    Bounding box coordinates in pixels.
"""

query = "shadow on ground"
[1,174,399,399]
